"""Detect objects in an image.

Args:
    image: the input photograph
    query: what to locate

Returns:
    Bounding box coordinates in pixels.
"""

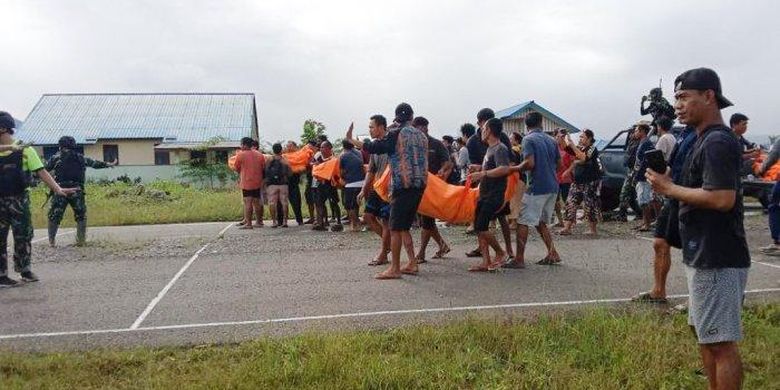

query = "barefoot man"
[347,103,428,279]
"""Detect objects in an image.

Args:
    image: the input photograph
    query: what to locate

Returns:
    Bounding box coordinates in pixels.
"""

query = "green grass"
[1,305,778,389]
[29,181,309,228]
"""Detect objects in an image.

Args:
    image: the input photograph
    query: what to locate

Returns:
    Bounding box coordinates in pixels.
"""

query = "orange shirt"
[234,149,265,190]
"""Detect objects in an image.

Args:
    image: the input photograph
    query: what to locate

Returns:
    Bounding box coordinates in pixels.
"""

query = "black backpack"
[0,151,31,196]
[54,151,86,185]
[266,158,286,185]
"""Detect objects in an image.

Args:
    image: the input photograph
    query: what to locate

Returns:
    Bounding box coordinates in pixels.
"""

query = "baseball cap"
[674,68,733,109]
[0,111,17,132]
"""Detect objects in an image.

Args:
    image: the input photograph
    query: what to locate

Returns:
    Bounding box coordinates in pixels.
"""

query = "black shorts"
[389,187,425,231]
[242,188,262,198]
[474,197,503,232]
[420,214,437,230]
[365,192,390,220]
[496,202,510,217]
[653,199,681,249]
[316,183,339,204]
[343,188,360,211]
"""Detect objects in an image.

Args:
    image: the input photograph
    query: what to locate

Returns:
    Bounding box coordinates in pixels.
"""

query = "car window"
[603,130,629,150]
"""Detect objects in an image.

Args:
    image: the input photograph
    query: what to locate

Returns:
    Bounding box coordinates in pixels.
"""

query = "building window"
[189,150,207,166]
[214,150,228,163]
[103,145,119,164]
[155,150,171,165]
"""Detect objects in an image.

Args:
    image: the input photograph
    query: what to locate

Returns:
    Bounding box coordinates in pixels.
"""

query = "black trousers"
[288,174,303,224]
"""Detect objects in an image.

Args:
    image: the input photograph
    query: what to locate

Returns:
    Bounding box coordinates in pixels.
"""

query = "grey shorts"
[685,265,749,344]
[635,181,654,206]
[517,193,557,227]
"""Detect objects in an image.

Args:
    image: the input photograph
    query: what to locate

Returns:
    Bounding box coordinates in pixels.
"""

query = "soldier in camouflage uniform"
[640,87,677,128]
[615,124,643,221]
[46,136,115,247]
[0,111,78,287]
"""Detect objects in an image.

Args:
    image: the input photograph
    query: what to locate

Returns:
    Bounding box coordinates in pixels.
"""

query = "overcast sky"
[3,0,779,142]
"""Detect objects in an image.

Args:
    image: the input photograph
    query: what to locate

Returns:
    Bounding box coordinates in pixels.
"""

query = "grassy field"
[28,181,307,228]
[1,304,778,389]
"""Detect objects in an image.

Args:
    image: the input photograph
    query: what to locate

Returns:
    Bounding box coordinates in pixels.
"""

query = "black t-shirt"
[480,143,510,200]
[678,125,750,269]
[467,129,511,165]
[427,135,450,174]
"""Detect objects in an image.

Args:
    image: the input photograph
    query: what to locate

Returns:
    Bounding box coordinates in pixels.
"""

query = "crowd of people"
[0,66,767,389]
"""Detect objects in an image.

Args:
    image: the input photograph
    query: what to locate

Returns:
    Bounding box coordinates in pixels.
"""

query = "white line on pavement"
[2,288,779,341]
[129,243,210,330]
[218,222,233,237]
[31,231,74,244]
[636,235,780,271]
[754,261,780,270]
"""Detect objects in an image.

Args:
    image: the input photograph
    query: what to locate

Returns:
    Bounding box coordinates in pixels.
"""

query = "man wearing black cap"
[0,111,78,287]
[46,136,115,247]
[647,68,749,390]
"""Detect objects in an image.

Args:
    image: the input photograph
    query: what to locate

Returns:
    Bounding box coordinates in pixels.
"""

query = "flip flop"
[238,225,253,230]
[401,267,418,275]
[415,257,427,264]
[536,257,561,265]
[468,264,490,272]
[432,245,451,259]
[465,249,482,258]
[368,259,389,266]
[631,291,668,304]
[557,230,572,236]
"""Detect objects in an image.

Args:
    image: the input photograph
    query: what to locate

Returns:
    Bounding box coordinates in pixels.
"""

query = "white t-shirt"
[655,133,676,162]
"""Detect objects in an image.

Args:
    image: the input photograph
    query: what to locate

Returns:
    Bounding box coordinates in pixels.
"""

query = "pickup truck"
[598,128,640,213]
[598,127,774,212]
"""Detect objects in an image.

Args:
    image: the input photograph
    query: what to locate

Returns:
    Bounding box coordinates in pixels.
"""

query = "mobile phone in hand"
[644,149,667,174]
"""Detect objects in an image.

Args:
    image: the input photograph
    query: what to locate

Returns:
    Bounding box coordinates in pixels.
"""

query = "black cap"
[0,111,16,132]
[674,68,732,109]
[394,103,413,123]
[58,136,77,149]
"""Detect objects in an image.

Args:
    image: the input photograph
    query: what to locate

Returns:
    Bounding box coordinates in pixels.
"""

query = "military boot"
[48,221,59,247]
[76,220,87,246]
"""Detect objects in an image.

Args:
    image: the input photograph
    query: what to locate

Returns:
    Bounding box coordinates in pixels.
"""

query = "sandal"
[432,245,451,259]
[465,249,482,258]
[536,257,561,265]
[401,266,418,275]
[631,291,668,304]
[468,264,490,272]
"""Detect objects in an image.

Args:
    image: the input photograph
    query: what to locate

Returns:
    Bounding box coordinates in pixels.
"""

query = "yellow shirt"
[0,141,44,172]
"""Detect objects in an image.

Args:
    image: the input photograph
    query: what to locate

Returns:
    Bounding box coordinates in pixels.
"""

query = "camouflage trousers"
[48,191,87,224]
[0,193,33,276]
[618,173,636,214]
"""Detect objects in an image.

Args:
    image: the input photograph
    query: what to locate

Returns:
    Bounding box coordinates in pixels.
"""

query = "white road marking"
[636,235,780,271]
[129,243,210,329]
[30,231,74,244]
[2,288,778,341]
[218,222,233,237]
[754,261,780,270]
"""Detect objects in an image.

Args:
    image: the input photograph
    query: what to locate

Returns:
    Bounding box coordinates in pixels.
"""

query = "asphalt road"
[1,221,778,352]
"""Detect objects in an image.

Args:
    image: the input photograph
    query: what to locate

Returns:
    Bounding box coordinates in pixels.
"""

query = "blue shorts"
[364,192,390,220]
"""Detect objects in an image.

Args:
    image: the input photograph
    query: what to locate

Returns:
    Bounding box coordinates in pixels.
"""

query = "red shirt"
[557,145,574,184]
[234,149,265,190]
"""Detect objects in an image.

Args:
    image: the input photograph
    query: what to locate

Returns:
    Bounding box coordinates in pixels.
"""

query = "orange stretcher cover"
[283,145,317,173]
[373,168,519,224]
[312,158,342,186]
[753,151,780,181]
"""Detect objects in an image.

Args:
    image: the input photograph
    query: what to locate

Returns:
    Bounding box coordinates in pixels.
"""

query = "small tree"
[300,119,326,145]
[178,136,237,188]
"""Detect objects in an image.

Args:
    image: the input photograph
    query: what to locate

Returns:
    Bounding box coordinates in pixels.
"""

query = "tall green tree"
[300,119,326,145]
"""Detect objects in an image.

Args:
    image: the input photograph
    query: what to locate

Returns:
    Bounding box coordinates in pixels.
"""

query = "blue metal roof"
[18,93,257,145]
[494,100,580,133]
